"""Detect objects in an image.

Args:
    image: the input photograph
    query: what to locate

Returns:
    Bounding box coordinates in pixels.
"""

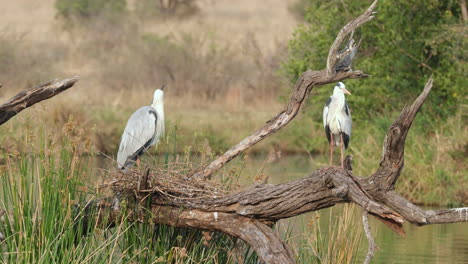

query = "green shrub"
[55,0,126,19]
[135,0,200,19]
[283,0,466,121]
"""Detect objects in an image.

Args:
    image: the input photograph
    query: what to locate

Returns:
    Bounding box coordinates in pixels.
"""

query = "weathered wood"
[371,77,434,189]
[190,1,377,180]
[2,1,465,263]
[95,78,467,264]
[192,39,371,180]
[326,0,377,76]
[0,77,79,125]
[150,207,296,264]
[362,211,378,264]
[378,191,468,226]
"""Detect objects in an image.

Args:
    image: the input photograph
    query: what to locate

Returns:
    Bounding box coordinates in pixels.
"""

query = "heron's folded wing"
[323,97,333,143]
[323,97,332,128]
[343,102,352,136]
[117,106,157,168]
[342,102,352,149]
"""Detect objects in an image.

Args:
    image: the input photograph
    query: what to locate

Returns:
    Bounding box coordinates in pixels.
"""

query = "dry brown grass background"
[0,0,300,155]
[2,0,465,207]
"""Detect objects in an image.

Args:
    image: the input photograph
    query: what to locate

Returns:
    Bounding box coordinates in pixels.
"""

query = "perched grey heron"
[322,82,352,168]
[117,86,165,171]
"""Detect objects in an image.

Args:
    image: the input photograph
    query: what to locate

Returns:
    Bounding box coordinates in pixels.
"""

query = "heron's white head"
[333,82,351,95]
[151,85,165,107]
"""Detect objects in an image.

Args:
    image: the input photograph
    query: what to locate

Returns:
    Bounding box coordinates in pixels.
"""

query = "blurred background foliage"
[0,1,467,262]
[0,0,465,205]
[55,0,127,20]
[284,0,466,122]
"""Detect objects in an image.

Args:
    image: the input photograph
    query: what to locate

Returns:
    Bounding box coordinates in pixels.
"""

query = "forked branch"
[191,1,378,180]
[327,0,377,75]
[2,1,465,263]
[373,77,433,188]
[94,78,466,264]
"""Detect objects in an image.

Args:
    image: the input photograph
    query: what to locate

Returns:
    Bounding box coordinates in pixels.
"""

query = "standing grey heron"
[117,86,165,171]
[322,82,352,168]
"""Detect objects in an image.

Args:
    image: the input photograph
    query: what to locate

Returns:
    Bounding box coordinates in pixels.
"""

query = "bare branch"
[461,0,468,22]
[89,201,295,264]
[362,211,378,264]
[78,80,466,262]
[326,0,377,76]
[191,1,379,180]
[372,76,433,188]
[150,207,295,264]
[0,77,79,126]
[193,69,368,179]
[379,191,468,226]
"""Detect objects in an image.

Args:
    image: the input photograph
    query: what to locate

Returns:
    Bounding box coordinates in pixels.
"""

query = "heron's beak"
[160,84,166,91]
[342,88,351,95]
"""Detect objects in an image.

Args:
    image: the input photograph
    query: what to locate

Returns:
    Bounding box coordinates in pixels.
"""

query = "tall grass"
[0,125,261,263]
[293,204,364,264]
[0,137,97,263]
[0,147,365,263]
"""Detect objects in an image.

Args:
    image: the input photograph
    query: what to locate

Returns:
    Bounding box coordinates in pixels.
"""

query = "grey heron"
[117,86,165,171]
[322,82,352,168]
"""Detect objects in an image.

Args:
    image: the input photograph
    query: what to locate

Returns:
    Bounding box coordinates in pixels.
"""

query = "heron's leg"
[340,133,345,168]
[136,157,141,168]
[329,134,334,166]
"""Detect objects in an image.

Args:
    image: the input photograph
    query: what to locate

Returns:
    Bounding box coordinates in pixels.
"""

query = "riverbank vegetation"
[0,0,465,206]
[0,0,466,262]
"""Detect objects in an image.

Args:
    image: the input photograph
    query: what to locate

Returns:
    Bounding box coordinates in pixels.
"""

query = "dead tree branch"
[362,211,378,264]
[66,2,465,262]
[1,1,463,263]
[150,207,296,264]
[0,77,79,125]
[81,77,467,264]
[372,77,434,188]
[327,0,377,76]
[191,1,378,180]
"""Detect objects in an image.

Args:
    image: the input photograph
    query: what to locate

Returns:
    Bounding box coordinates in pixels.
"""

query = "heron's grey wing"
[117,106,157,170]
[323,97,332,144]
[342,101,352,149]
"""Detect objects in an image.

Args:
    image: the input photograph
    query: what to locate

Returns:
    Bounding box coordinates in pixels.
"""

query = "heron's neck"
[332,89,346,107]
[152,102,164,121]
